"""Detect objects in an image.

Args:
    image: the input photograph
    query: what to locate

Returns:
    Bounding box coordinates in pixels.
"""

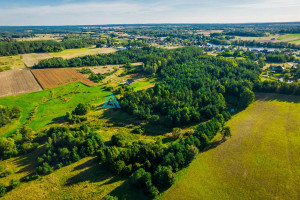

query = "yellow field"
[49,47,117,59]
[0,55,26,71]
[163,93,300,200]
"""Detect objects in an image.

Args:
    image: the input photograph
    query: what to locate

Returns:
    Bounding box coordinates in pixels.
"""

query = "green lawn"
[163,93,300,200]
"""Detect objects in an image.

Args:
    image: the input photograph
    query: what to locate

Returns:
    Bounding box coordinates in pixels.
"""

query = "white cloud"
[232,0,300,8]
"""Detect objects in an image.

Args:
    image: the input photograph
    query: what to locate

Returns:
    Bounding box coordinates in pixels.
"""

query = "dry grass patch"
[0,55,26,71]
[22,53,52,67]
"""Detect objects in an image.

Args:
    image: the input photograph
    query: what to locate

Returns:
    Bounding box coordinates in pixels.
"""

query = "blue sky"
[0,0,299,25]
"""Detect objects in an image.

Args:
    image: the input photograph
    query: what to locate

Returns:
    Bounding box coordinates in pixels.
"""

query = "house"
[271,65,285,72]
[126,79,135,85]
[296,59,300,64]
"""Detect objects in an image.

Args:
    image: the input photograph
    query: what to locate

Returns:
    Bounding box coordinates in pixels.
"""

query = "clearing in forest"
[48,47,117,59]
[163,93,300,200]
[31,68,97,89]
[0,69,42,97]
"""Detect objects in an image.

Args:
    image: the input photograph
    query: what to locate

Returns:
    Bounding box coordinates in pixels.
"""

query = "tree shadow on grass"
[65,158,125,187]
[202,138,227,153]
[108,180,151,200]
[255,92,300,103]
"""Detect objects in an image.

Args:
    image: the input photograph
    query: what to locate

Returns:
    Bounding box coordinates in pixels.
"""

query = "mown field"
[0,69,42,97]
[48,47,117,59]
[0,47,117,71]
[163,93,300,200]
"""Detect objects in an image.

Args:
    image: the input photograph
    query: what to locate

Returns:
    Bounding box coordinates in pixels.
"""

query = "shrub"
[104,195,118,200]
[10,178,21,189]
[0,183,6,197]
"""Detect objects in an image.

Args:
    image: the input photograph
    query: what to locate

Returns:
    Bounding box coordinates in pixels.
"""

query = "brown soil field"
[22,53,52,67]
[31,68,97,89]
[0,69,42,97]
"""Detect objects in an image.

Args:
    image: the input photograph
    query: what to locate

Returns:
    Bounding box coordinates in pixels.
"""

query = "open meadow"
[0,55,26,71]
[48,47,117,59]
[163,93,300,200]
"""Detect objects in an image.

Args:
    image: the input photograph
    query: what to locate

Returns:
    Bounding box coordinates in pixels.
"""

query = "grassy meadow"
[0,155,148,200]
[49,47,117,59]
[0,83,111,136]
[163,93,300,200]
[0,55,26,71]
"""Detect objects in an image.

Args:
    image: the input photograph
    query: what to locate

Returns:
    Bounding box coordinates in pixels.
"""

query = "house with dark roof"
[126,79,135,85]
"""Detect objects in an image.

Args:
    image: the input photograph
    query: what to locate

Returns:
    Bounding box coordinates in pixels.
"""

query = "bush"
[10,178,20,189]
[104,195,118,200]
[0,183,6,197]
[73,103,90,115]
[0,169,14,178]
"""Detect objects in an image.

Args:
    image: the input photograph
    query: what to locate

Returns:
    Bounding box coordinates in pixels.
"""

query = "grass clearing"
[163,93,300,200]
[49,47,117,59]
[0,155,148,200]
[278,34,300,40]
[0,55,26,71]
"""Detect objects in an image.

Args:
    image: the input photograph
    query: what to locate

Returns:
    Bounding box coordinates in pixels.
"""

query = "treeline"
[266,51,295,63]
[0,106,21,128]
[33,47,204,72]
[225,30,267,37]
[231,40,300,50]
[0,38,99,56]
[254,80,300,95]
[121,55,260,127]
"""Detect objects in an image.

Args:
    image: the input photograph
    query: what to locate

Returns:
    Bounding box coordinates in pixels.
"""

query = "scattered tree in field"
[221,126,232,140]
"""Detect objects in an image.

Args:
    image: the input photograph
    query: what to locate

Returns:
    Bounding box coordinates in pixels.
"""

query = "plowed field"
[0,69,42,97]
[31,68,97,89]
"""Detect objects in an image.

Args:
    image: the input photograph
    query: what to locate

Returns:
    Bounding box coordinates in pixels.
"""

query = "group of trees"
[225,30,267,37]
[266,51,295,63]
[97,114,230,197]
[0,126,38,159]
[0,106,21,128]
[36,126,104,175]
[254,80,300,95]
[0,38,100,56]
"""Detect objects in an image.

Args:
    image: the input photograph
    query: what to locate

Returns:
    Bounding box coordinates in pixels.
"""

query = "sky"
[0,0,299,26]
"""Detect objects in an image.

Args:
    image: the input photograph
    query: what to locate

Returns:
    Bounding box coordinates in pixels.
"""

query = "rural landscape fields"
[0,22,300,200]
[163,93,300,200]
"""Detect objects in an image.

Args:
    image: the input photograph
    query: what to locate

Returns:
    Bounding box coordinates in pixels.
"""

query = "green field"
[163,93,300,200]
[0,83,111,137]
[278,34,300,40]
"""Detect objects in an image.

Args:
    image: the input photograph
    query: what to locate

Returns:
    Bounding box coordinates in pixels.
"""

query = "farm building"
[126,79,135,85]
